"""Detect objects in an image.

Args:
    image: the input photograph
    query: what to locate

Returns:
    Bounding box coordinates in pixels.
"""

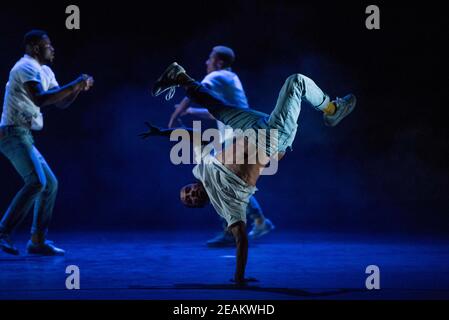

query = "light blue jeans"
[186,73,329,156]
[0,126,58,238]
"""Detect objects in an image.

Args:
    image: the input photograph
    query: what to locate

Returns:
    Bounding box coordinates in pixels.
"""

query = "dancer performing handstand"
[168,45,275,247]
[142,62,356,284]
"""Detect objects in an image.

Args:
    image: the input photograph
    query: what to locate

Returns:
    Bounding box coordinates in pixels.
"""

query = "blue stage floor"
[1,231,448,300]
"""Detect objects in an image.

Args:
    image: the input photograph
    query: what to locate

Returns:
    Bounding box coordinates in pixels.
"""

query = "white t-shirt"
[201,69,249,143]
[0,55,59,130]
[192,72,257,225]
[192,143,257,226]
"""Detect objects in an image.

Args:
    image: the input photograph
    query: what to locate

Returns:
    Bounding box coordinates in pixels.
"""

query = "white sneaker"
[323,94,356,127]
[248,218,275,240]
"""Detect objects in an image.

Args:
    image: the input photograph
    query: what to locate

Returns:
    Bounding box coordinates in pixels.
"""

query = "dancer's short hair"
[212,46,235,68]
[23,30,48,49]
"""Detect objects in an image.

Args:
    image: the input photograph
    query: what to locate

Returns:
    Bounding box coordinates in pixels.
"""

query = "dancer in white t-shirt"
[167,46,274,247]
[0,30,94,256]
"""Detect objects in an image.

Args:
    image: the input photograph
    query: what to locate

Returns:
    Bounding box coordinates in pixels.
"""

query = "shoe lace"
[165,86,177,101]
[335,97,342,107]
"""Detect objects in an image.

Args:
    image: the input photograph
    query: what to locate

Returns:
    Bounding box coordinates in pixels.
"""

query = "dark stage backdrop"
[0,1,447,235]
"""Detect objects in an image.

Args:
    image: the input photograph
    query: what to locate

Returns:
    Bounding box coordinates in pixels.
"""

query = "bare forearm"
[162,127,202,142]
[160,127,187,137]
[52,88,82,110]
[148,125,196,138]
[230,222,248,282]
[178,97,191,111]
[187,107,215,120]
[235,237,248,282]
[140,122,211,147]
[36,80,82,107]
[168,97,192,127]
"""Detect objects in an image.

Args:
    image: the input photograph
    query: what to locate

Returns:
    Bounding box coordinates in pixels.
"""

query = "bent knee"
[44,176,58,194]
[286,73,305,84]
[25,180,46,194]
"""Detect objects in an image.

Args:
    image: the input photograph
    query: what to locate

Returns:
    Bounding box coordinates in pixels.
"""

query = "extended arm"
[168,97,191,127]
[52,87,82,110]
[139,122,206,143]
[185,107,215,120]
[229,221,250,284]
[24,74,94,110]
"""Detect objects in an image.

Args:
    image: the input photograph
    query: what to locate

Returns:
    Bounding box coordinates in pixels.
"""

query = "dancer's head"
[206,46,235,74]
[180,182,209,208]
[23,30,55,65]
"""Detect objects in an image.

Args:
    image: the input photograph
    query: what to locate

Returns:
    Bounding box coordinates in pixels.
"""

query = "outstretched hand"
[138,122,163,139]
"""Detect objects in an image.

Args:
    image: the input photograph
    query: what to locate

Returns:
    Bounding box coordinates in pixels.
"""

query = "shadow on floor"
[129,284,365,298]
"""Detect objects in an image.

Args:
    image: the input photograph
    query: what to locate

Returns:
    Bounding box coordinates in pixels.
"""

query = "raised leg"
[186,82,269,131]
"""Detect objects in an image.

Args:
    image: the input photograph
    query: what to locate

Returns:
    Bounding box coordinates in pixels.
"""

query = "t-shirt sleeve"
[201,72,223,91]
[201,73,213,86]
[46,67,59,89]
[16,62,41,84]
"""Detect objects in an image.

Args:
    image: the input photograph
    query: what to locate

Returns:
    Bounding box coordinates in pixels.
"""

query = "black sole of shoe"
[1,246,20,255]
[151,63,180,96]
[27,252,65,256]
